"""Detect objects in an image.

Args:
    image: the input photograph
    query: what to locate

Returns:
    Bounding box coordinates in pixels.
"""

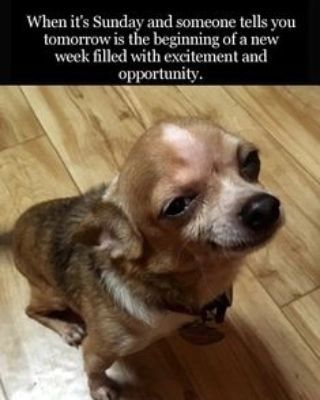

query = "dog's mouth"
[211,235,270,253]
[208,220,282,254]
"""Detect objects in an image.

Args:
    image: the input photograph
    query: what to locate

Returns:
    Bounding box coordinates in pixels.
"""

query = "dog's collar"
[93,260,233,325]
[163,287,233,324]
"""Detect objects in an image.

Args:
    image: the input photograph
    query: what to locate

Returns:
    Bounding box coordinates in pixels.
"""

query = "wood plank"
[0,137,82,400]
[116,86,198,123]
[224,86,320,182]
[0,87,43,151]
[285,86,320,119]
[21,86,146,192]
[283,289,320,360]
[0,137,78,228]
[169,268,320,400]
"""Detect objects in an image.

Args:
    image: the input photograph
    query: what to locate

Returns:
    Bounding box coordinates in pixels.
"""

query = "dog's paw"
[61,323,86,347]
[91,386,119,400]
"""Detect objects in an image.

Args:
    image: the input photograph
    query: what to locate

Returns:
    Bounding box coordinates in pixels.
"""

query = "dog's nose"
[240,194,280,231]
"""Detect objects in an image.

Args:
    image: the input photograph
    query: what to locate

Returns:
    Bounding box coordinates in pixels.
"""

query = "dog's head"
[75,119,283,266]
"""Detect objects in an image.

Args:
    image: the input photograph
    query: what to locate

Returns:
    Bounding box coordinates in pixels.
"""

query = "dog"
[11,118,283,399]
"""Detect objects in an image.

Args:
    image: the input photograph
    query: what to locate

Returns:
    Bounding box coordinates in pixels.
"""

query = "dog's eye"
[240,150,260,181]
[161,196,195,218]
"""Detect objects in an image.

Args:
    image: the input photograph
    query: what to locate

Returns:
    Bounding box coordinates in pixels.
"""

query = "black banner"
[1,0,320,84]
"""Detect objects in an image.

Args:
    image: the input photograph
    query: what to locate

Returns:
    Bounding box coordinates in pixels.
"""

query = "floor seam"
[19,87,82,195]
[281,285,320,308]
[0,377,9,400]
[247,266,320,364]
[0,133,44,153]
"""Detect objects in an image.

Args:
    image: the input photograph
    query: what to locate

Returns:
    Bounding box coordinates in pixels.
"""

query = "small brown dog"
[12,119,282,399]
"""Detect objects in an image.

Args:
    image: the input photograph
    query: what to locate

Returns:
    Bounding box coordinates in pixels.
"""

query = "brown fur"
[11,118,283,400]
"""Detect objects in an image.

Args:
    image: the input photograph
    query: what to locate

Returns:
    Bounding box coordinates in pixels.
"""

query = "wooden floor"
[0,86,320,400]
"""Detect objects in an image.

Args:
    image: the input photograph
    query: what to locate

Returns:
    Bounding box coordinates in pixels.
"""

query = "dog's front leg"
[82,335,119,400]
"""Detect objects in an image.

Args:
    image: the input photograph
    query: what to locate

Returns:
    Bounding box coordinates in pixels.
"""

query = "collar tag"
[178,287,233,345]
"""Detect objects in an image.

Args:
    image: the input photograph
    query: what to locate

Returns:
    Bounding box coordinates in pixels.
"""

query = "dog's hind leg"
[26,284,86,347]
[82,334,119,400]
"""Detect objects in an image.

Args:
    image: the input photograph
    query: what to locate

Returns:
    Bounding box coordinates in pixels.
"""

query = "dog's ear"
[73,202,142,260]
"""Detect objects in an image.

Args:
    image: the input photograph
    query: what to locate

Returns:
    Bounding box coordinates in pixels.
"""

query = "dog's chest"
[101,270,194,353]
[100,263,239,355]
[119,310,194,356]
